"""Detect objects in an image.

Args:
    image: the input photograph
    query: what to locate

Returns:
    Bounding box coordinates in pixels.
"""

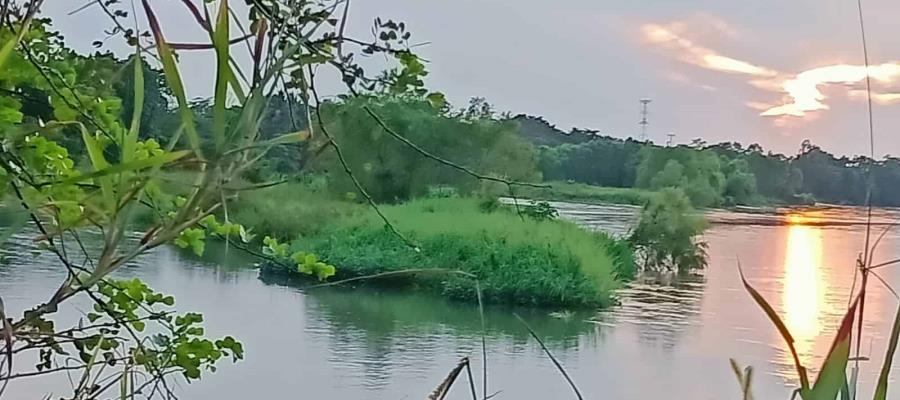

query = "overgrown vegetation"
[629,188,708,271]
[0,0,449,396]
[228,178,363,238]
[312,96,540,203]
[263,198,634,307]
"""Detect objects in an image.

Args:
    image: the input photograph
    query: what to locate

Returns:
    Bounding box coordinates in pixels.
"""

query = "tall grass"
[267,197,633,307]
[228,179,363,239]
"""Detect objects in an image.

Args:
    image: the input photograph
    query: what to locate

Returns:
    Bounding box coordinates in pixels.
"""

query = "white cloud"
[643,18,900,119]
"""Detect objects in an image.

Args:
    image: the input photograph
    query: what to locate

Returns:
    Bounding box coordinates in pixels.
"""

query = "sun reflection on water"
[782,214,826,367]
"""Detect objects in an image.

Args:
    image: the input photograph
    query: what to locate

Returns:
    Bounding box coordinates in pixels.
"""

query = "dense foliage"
[0,0,435,396]
[312,96,540,202]
[629,188,708,271]
[263,198,634,307]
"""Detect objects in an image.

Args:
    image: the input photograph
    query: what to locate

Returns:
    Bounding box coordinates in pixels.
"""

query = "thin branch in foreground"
[513,313,583,400]
[869,269,899,299]
[305,268,474,289]
[359,103,548,190]
[464,359,478,400]
[855,0,876,380]
[307,68,417,250]
[428,357,469,400]
[475,280,487,400]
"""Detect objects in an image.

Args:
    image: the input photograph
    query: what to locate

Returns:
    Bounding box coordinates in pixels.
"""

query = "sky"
[42,0,900,157]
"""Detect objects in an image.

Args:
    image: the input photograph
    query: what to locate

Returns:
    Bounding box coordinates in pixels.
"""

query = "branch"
[360,104,547,189]
[307,67,417,249]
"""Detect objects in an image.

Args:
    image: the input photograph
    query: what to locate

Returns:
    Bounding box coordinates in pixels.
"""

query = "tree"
[629,188,708,271]
[0,0,428,396]
[314,96,540,202]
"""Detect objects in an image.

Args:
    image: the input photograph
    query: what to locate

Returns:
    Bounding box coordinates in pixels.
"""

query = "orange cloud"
[642,19,900,120]
[762,64,900,116]
[642,23,777,77]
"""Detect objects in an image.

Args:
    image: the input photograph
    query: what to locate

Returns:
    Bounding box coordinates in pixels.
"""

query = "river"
[2,203,900,399]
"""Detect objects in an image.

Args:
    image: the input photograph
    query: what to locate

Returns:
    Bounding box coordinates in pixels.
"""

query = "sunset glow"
[642,20,900,120]
[762,63,900,117]
[642,23,776,77]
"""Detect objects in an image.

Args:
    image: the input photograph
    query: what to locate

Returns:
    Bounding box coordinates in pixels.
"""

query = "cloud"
[762,63,900,116]
[643,18,900,120]
[664,70,718,91]
[848,89,900,104]
[642,23,777,77]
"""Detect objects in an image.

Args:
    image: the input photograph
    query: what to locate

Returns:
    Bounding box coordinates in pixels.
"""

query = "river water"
[3,203,900,399]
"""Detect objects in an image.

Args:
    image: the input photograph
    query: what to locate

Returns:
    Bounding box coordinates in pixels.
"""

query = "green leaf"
[807,297,858,400]
[874,298,900,400]
[739,264,810,390]
[141,0,201,157]
[132,321,146,332]
[315,263,335,281]
[0,7,38,71]
[264,130,310,146]
[56,150,190,186]
[81,128,114,208]
[425,92,447,109]
[123,53,144,164]
[0,36,18,73]
[211,0,230,152]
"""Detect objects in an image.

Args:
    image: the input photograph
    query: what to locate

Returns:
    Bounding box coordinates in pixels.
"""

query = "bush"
[629,187,708,271]
[521,201,559,221]
[266,198,633,307]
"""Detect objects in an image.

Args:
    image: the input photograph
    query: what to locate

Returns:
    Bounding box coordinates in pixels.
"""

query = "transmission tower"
[666,132,675,147]
[639,98,652,141]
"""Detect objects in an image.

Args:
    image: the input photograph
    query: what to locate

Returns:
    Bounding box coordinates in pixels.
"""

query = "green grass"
[228,179,363,239]
[508,181,657,206]
[265,197,634,308]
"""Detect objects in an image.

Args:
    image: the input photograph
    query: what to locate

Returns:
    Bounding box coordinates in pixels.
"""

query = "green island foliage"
[262,197,634,308]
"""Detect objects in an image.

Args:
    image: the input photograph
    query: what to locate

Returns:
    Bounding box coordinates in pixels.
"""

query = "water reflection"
[782,217,826,366]
[591,272,705,349]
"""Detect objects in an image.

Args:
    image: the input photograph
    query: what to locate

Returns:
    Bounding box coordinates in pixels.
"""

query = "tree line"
[525,115,900,207]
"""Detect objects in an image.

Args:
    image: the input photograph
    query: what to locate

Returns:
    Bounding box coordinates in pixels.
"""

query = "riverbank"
[495,181,657,206]
[235,187,634,308]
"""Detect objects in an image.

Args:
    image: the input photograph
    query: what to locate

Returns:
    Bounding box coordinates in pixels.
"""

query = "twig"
[476,280,487,400]
[305,268,474,289]
[360,103,548,190]
[869,269,899,299]
[428,357,469,400]
[855,0,875,377]
[464,358,478,400]
[513,313,583,400]
[307,67,417,249]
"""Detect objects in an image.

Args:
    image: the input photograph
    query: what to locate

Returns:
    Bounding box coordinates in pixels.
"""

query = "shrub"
[266,198,633,307]
[521,201,559,221]
[629,187,708,271]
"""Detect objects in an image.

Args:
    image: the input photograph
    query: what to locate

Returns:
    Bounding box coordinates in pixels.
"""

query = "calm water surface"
[3,203,900,399]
